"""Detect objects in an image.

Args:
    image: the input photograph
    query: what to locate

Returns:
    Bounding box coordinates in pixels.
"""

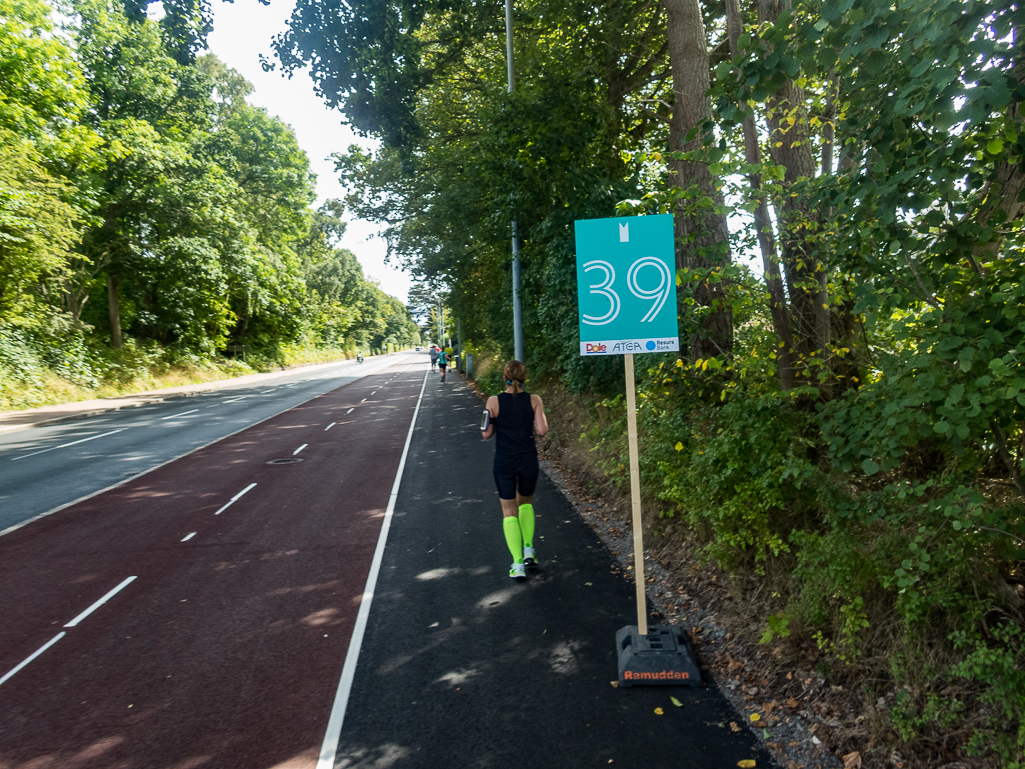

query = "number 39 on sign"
[574,214,679,356]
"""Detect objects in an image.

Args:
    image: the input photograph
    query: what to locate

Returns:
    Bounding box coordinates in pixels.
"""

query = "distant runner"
[480,360,548,579]
[437,348,448,382]
[429,346,438,371]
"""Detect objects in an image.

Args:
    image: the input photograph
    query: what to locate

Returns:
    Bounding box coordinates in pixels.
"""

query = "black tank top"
[493,391,538,473]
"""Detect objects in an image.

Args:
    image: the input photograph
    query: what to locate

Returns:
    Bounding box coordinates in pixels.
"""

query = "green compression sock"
[503,516,523,563]
[518,503,535,548]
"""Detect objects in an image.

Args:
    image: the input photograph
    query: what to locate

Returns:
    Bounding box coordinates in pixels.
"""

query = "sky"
[205,0,413,304]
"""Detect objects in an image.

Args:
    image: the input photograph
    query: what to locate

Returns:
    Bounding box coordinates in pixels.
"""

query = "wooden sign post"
[624,352,647,635]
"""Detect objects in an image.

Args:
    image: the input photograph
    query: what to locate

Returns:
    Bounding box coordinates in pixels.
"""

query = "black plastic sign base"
[616,624,702,687]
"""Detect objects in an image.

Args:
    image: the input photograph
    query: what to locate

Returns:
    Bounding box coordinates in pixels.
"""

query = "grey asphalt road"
[335,369,777,769]
[0,351,423,534]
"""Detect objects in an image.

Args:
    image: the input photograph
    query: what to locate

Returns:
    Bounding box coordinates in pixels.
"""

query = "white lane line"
[0,632,66,687]
[181,532,197,542]
[11,429,127,462]
[371,391,376,396]
[1,352,413,540]
[260,389,277,394]
[317,368,429,769]
[223,396,248,403]
[64,576,137,628]
[324,422,336,431]
[214,482,257,515]
[161,409,199,420]
[293,444,308,456]
[346,408,354,415]
[360,398,367,403]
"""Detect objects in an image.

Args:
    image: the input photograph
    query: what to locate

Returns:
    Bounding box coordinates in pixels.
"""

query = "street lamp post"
[505,0,524,363]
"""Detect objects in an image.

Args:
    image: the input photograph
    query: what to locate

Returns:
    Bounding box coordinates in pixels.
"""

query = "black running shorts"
[493,467,538,500]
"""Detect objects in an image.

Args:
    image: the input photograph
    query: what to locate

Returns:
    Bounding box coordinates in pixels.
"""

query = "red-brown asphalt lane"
[0,363,425,769]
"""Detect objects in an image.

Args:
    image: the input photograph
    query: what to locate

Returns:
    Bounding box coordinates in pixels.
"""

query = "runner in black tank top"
[493,391,538,478]
[481,360,549,579]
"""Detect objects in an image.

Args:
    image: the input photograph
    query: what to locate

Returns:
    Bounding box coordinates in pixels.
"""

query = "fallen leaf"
[670,696,683,707]
[842,752,862,769]
[585,582,593,586]
[786,697,800,708]
[654,707,664,715]
[750,713,761,722]
[729,721,742,732]
[610,681,619,688]
[737,761,756,768]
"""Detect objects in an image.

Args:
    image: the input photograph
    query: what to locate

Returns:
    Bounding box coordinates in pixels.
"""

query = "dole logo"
[586,343,607,353]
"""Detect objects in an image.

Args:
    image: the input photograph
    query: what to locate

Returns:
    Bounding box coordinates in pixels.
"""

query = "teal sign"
[574,214,679,356]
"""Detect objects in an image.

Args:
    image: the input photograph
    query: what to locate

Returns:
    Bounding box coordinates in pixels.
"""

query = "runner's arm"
[532,394,548,437]
[482,396,499,439]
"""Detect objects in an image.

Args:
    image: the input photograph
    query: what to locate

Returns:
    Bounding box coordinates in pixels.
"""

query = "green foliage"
[953,624,1025,766]
[0,0,417,406]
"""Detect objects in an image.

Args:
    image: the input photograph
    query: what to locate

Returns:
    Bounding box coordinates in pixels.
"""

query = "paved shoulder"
[336,373,776,768]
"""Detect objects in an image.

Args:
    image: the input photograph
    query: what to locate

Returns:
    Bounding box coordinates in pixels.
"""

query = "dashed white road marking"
[293,444,308,455]
[361,398,367,403]
[65,576,137,628]
[181,532,197,542]
[0,632,65,687]
[161,409,199,420]
[11,429,127,461]
[325,422,336,431]
[214,482,257,515]
[346,408,354,415]
[223,396,248,403]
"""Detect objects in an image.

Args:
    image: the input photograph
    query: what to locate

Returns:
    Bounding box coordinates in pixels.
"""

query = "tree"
[0,0,90,326]
[662,0,734,361]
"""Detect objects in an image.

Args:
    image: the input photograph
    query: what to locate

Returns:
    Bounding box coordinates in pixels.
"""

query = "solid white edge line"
[0,353,410,540]
[64,576,137,628]
[214,482,257,515]
[0,632,66,686]
[293,444,308,456]
[316,368,429,769]
[324,422,336,431]
[181,532,197,542]
[11,429,127,462]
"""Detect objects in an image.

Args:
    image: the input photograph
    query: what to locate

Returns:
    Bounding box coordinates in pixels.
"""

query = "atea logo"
[585,343,607,353]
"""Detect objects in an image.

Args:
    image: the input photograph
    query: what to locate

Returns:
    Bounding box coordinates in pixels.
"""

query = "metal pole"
[457,318,462,371]
[505,0,524,364]
[437,297,444,345]
[512,223,523,362]
[504,0,515,91]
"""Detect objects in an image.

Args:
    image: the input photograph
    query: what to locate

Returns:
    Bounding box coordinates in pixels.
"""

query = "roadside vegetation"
[0,0,420,412]
[274,1,1025,766]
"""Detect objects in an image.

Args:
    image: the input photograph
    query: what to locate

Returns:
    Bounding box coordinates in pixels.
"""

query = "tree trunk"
[758,0,829,388]
[972,27,1025,266]
[724,0,795,390]
[662,0,733,361]
[107,272,123,348]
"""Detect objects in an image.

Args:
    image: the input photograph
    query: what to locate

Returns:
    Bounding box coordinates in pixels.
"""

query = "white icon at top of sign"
[619,223,629,242]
